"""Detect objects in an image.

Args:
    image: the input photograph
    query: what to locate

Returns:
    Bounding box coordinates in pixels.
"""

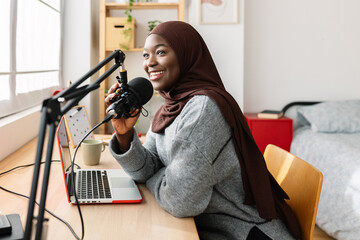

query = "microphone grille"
[128,77,154,105]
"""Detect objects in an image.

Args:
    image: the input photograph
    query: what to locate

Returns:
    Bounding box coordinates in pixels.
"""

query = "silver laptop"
[56,116,142,204]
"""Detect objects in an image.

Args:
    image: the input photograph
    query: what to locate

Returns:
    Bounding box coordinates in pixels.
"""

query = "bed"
[287,100,360,240]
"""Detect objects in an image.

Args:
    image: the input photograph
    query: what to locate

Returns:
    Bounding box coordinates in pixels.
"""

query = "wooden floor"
[314,226,335,240]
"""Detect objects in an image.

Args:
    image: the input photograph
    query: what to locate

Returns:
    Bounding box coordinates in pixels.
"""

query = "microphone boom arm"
[24,50,125,240]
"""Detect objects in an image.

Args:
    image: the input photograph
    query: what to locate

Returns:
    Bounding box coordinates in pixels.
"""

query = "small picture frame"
[63,105,94,148]
[199,0,239,25]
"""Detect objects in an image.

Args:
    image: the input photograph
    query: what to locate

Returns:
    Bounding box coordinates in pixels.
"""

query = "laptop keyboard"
[77,170,112,199]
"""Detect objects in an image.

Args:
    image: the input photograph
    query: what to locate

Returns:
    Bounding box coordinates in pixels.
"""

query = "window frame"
[0,0,62,118]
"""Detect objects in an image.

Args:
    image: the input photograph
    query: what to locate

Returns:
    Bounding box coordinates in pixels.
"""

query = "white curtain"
[0,0,61,118]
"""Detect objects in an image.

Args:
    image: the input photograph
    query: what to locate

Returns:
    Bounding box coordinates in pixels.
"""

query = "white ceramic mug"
[81,139,105,165]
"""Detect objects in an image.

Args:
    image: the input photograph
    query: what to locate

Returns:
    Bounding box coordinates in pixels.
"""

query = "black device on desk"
[0,215,11,235]
[0,214,23,240]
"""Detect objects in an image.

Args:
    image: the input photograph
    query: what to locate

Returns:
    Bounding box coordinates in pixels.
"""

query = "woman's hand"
[105,83,140,150]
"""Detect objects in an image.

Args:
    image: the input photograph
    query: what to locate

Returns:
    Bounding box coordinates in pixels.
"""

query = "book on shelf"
[257,110,284,119]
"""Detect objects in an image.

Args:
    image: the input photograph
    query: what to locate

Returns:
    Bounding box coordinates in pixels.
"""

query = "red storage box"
[245,113,293,153]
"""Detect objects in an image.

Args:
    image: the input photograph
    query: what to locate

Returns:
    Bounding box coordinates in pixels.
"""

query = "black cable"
[0,160,81,239]
[0,160,81,177]
[0,161,60,176]
[0,160,59,176]
[69,114,113,240]
[0,185,81,240]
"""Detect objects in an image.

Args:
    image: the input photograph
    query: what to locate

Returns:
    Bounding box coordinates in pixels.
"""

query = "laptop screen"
[56,117,74,198]
[57,117,72,174]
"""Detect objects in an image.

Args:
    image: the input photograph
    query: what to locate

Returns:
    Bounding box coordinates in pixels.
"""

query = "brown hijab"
[150,21,301,239]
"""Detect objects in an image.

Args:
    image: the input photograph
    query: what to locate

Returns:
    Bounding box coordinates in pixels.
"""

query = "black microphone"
[106,77,153,119]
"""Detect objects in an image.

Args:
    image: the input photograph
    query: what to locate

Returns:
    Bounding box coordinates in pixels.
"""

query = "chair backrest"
[263,144,323,240]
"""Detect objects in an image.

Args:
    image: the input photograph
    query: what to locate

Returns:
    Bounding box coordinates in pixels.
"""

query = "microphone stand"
[23,50,125,240]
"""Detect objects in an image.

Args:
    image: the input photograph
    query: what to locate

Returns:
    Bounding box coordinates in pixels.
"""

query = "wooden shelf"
[106,47,144,52]
[99,0,185,133]
[106,3,181,10]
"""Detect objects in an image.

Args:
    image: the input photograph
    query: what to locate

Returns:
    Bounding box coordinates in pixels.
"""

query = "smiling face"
[142,34,180,92]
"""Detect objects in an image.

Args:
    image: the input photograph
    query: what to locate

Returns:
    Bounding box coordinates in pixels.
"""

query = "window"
[0,0,61,118]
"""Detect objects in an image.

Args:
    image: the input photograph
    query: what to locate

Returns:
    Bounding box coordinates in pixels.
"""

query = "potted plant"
[119,0,135,50]
[147,20,162,32]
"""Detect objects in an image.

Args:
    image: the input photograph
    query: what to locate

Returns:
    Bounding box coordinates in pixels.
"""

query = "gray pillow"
[297,100,360,133]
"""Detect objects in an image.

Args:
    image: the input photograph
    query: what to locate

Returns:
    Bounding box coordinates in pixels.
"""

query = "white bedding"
[291,126,360,240]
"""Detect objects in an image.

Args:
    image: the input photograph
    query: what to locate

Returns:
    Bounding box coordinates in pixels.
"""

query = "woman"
[106,21,301,240]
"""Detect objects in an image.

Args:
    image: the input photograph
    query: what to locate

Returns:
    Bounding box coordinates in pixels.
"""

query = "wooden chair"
[263,144,323,240]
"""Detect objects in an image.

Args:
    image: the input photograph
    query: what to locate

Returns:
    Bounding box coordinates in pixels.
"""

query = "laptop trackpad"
[111,177,141,200]
[111,177,136,188]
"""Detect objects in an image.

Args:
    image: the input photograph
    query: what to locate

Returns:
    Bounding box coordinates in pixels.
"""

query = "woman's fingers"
[108,83,119,94]
[105,83,119,107]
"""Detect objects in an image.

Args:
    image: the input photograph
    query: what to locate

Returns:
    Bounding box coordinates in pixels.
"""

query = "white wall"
[187,1,245,109]
[62,0,93,123]
[244,0,360,113]
[0,106,41,161]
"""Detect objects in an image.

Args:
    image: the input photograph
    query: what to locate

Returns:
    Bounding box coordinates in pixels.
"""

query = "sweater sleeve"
[108,129,164,183]
[146,138,217,217]
[146,96,239,218]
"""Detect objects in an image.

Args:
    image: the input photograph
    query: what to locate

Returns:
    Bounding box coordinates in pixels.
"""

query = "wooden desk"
[0,135,199,240]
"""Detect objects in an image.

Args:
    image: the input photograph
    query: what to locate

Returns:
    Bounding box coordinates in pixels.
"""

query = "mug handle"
[101,143,105,152]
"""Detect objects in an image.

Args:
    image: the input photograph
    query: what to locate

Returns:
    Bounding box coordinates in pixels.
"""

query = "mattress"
[291,126,360,240]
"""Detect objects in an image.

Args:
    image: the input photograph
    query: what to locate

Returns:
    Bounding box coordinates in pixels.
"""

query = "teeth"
[150,71,164,76]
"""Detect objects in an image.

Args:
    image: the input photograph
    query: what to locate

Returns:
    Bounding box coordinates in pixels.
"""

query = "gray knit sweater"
[109,95,294,240]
